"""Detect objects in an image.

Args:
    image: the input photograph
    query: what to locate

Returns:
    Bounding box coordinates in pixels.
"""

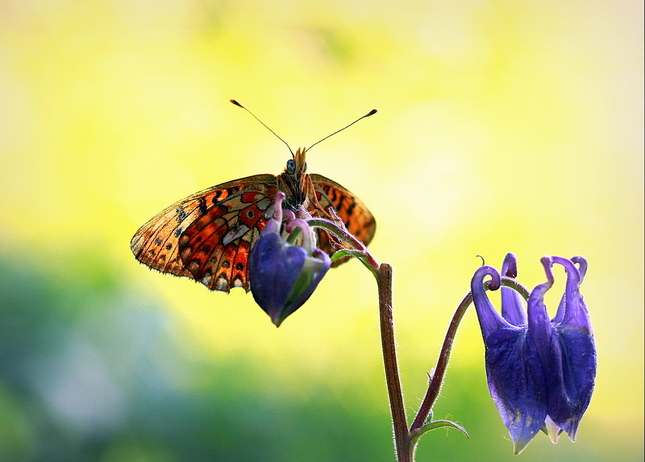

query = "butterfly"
[130,102,377,293]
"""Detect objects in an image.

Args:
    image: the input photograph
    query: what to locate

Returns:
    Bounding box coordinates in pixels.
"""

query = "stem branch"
[410,276,530,431]
[410,291,472,431]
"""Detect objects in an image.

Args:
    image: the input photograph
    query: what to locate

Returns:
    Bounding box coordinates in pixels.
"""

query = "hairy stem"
[377,263,412,461]
[410,290,473,431]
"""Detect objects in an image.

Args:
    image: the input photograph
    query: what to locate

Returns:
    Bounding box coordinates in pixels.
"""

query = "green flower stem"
[410,290,473,432]
[306,218,379,269]
[330,249,379,275]
[376,263,412,462]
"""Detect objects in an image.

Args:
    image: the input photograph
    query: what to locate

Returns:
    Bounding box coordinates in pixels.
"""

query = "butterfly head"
[278,147,310,211]
[286,147,308,176]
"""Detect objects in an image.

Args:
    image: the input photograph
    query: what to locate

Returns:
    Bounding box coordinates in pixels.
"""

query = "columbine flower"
[249,192,331,327]
[471,253,596,454]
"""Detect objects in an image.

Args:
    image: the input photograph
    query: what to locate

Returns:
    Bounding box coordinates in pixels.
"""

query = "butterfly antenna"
[230,99,294,156]
[307,109,377,151]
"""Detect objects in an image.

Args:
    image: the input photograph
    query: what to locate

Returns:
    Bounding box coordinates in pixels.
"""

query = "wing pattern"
[131,175,278,292]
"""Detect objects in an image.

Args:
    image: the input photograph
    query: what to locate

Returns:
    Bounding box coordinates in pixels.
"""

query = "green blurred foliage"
[0,1,643,461]
[1,248,642,461]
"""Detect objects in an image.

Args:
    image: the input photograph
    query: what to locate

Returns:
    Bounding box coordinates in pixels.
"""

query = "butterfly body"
[131,147,375,293]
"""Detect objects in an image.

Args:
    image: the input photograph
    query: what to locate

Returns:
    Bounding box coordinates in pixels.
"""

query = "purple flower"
[471,253,596,454]
[249,192,331,327]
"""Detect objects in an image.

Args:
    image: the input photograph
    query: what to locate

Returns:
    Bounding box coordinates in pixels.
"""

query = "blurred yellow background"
[0,1,642,461]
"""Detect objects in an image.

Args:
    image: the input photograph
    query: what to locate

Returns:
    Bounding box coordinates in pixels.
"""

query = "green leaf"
[410,419,469,446]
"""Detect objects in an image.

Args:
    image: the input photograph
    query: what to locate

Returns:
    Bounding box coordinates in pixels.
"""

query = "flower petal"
[527,257,556,378]
[542,415,562,444]
[546,257,596,440]
[472,265,547,453]
[471,266,510,339]
[249,233,307,325]
[551,257,593,333]
[485,326,548,454]
[501,253,527,326]
[282,248,331,322]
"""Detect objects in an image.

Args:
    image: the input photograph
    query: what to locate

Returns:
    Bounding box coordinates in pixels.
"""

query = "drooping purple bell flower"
[249,192,331,327]
[471,253,596,454]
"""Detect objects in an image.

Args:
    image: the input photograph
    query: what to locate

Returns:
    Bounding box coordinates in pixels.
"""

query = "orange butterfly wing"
[131,167,376,293]
[130,174,278,292]
[310,173,376,265]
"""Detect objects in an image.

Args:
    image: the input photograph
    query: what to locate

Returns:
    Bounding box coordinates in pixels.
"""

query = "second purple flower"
[471,253,596,454]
